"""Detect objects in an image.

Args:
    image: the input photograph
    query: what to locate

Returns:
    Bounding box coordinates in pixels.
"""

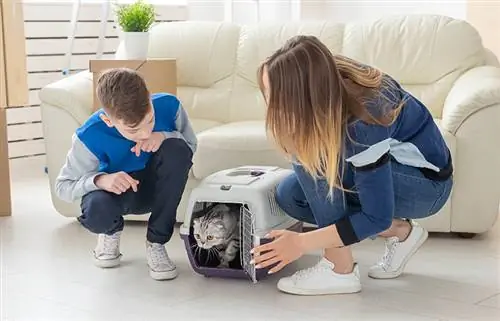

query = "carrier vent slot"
[240,206,257,283]
[268,188,286,217]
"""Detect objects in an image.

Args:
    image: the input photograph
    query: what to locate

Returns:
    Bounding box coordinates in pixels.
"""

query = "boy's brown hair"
[96,68,151,126]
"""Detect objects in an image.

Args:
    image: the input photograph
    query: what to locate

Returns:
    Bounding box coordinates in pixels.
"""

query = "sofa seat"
[192,121,290,179]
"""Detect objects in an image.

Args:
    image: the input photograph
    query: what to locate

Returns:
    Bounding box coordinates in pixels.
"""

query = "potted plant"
[115,0,156,59]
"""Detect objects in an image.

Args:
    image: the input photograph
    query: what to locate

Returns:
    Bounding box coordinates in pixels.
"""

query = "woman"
[251,35,453,296]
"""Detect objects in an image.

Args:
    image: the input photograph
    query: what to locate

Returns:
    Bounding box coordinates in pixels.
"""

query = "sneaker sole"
[94,254,122,268]
[149,269,178,281]
[368,228,429,280]
[277,283,362,296]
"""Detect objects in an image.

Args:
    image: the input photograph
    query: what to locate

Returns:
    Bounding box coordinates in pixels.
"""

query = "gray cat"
[192,204,240,268]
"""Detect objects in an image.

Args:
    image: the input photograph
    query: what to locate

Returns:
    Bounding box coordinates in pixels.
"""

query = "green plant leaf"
[114,0,156,32]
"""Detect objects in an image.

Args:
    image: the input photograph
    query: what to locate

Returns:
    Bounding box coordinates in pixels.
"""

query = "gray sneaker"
[93,231,122,268]
[146,241,178,280]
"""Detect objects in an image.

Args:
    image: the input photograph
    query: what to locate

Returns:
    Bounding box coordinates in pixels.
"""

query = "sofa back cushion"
[231,22,345,122]
[341,15,486,118]
[148,21,240,123]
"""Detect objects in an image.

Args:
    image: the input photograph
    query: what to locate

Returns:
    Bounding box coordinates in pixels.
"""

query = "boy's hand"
[94,172,139,195]
[131,132,165,156]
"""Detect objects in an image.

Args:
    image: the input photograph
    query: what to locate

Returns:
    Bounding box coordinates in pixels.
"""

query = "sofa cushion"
[148,22,241,124]
[192,121,290,180]
[190,118,221,134]
[341,15,485,118]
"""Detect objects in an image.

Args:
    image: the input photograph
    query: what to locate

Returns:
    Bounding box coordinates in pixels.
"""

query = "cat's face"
[192,205,231,249]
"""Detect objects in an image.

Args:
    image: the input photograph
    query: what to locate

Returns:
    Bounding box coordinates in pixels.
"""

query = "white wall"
[322,0,467,23]
[231,0,298,23]
[188,0,468,23]
[187,0,225,21]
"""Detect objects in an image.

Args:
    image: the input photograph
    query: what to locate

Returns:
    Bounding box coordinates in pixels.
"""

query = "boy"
[55,68,197,281]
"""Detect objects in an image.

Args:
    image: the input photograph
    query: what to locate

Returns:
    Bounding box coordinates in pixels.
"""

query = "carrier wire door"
[241,206,257,283]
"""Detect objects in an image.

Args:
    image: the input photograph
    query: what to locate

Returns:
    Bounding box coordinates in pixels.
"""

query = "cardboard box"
[0,109,11,216]
[1,0,29,109]
[89,59,177,112]
[1,0,28,216]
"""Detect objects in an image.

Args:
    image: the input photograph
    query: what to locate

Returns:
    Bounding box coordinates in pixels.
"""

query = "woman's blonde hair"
[257,35,402,193]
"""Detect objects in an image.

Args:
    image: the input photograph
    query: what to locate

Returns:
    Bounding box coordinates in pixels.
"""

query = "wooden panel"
[27,54,115,72]
[10,89,41,106]
[28,72,68,90]
[25,21,118,38]
[23,2,188,22]
[29,89,40,106]
[6,106,41,124]
[8,139,45,159]
[8,122,43,141]
[26,37,120,55]
[0,1,6,108]
[23,2,111,21]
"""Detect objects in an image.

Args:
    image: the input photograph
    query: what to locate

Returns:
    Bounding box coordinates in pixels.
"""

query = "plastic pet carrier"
[180,166,302,283]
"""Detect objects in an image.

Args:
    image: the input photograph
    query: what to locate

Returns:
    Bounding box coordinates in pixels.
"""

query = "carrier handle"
[226,169,265,177]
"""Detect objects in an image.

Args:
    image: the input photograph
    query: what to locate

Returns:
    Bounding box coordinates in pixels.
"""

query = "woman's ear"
[100,113,113,127]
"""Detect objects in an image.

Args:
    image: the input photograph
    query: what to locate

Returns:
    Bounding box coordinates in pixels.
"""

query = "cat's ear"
[192,217,200,226]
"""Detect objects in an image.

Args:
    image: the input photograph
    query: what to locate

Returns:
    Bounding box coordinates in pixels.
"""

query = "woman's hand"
[251,230,305,274]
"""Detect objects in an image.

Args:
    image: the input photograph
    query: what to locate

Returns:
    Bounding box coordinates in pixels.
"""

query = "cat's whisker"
[205,248,213,265]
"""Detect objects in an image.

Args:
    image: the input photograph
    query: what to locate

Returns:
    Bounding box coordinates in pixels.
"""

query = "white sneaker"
[277,258,361,295]
[369,221,428,279]
[93,232,122,268]
[146,241,178,281]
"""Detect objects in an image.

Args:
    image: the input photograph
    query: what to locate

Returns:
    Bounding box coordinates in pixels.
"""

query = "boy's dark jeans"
[78,138,193,244]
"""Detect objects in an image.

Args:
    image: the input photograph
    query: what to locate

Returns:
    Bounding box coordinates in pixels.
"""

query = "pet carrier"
[180,166,302,283]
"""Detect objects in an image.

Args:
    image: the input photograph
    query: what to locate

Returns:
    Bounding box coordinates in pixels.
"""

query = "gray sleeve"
[162,103,198,154]
[55,134,104,203]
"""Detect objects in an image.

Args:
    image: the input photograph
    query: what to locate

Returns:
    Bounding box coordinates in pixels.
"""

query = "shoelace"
[101,233,120,254]
[293,261,328,280]
[150,244,172,266]
[379,237,399,270]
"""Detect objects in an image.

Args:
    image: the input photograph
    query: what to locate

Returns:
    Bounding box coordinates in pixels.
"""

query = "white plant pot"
[122,32,150,60]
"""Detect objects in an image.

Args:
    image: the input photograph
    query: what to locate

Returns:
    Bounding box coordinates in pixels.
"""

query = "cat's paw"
[218,261,230,268]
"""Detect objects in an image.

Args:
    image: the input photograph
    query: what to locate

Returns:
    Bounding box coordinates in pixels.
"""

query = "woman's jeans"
[276,161,453,235]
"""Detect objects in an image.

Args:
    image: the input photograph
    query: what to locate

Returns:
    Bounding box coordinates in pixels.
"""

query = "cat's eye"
[194,234,200,239]
[207,235,213,241]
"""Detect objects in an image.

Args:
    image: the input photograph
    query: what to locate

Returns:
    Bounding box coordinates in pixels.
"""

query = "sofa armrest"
[442,66,500,134]
[39,70,94,125]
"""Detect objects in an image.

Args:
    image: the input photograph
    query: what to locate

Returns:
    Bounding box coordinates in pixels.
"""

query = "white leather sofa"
[40,15,500,236]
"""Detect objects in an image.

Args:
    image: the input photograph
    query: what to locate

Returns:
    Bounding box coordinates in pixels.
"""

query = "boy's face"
[101,105,155,142]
